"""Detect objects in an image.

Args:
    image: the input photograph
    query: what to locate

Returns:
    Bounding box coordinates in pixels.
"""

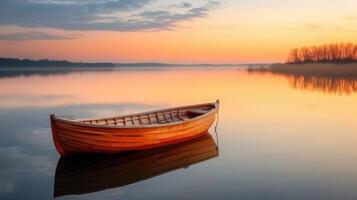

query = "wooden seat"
[188,109,207,115]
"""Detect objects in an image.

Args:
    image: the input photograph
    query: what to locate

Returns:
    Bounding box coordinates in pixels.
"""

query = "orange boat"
[50,100,219,156]
[54,134,218,197]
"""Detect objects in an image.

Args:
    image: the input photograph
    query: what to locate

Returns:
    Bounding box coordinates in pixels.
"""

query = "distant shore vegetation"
[287,42,357,64]
[0,58,114,67]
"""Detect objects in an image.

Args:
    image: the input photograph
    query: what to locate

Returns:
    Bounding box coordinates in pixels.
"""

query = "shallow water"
[1,66,357,200]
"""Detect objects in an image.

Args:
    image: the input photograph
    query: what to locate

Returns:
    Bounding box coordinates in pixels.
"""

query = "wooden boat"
[54,133,218,197]
[50,101,219,156]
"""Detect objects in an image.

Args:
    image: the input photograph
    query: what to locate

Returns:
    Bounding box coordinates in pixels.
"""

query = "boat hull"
[50,103,218,156]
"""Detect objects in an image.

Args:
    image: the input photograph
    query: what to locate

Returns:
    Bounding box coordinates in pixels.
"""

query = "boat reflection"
[54,133,218,198]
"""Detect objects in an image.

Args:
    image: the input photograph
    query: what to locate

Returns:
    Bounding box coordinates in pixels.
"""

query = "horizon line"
[0,57,278,66]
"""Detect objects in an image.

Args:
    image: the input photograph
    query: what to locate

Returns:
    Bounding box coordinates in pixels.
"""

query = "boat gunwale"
[52,101,219,129]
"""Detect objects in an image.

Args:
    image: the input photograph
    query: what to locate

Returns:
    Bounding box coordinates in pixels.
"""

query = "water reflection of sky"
[0,103,157,200]
[1,67,357,199]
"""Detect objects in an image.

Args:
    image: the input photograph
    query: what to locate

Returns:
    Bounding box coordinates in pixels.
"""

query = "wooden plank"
[131,116,135,125]
[155,112,161,124]
[138,115,143,125]
[147,114,152,124]
[163,111,168,122]
[169,110,175,121]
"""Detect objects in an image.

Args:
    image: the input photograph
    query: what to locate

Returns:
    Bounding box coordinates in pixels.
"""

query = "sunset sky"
[0,0,356,64]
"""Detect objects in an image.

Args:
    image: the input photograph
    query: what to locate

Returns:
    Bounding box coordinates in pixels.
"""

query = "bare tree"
[287,43,357,64]
[287,48,300,63]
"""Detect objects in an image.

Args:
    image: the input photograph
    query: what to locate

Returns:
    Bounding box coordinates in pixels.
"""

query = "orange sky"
[0,0,356,63]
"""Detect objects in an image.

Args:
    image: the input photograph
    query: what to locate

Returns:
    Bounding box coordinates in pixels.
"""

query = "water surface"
[1,66,357,200]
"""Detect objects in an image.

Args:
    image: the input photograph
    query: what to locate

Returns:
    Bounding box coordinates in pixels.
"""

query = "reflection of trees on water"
[288,75,357,95]
[247,67,357,95]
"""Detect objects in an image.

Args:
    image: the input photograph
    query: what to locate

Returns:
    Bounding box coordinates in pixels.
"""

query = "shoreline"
[270,63,357,76]
[248,63,357,77]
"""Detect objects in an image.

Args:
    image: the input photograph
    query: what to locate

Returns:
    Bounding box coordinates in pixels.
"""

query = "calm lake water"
[1,66,357,200]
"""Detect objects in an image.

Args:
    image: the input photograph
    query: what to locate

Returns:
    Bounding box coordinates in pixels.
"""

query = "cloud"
[302,23,323,29]
[0,0,219,32]
[182,2,192,8]
[281,23,324,31]
[132,1,219,31]
[282,22,357,33]
[0,31,81,41]
[344,16,357,20]
[170,2,192,8]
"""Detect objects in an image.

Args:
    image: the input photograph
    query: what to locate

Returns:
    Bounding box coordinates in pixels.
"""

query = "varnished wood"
[50,101,219,156]
[54,134,218,197]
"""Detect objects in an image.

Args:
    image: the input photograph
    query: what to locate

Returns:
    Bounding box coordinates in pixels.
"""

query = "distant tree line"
[287,43,357,64]
[0,58,114,67]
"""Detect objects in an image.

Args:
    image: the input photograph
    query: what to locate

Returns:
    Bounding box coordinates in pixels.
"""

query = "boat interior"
[80,104,215,126]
